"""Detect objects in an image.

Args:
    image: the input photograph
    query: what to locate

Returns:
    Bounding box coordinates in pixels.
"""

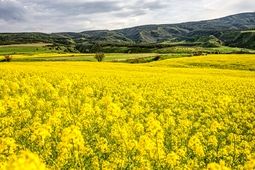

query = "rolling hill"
[0,12,255,50]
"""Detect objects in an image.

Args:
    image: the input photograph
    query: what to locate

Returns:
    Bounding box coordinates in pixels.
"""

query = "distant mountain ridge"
[0,12,255,49]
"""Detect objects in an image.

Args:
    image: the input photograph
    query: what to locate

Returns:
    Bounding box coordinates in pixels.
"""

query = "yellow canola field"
[0,61,255,169]
[147,54,255,71]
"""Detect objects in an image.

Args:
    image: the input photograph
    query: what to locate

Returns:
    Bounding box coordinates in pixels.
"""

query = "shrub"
[153,55,161,61]
[2,55,13,62]
[95,53,105,62]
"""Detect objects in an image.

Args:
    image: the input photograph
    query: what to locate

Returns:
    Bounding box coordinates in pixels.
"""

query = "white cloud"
[0,0,254,32]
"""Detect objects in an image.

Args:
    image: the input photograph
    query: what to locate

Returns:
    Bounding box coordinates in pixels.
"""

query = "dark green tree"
[94,53,105,62]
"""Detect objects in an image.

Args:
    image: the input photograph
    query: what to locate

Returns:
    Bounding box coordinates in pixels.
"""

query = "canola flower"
[0,60,255,169]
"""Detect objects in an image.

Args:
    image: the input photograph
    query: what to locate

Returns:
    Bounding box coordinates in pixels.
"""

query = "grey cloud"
[23,0,123,15]
[111,0,167,18]
[113,10,147,17]
[141,0,167,10]
[0,0,27,21]
[20,0,167,17]
[0,0,254,32]
[230,0,255,12]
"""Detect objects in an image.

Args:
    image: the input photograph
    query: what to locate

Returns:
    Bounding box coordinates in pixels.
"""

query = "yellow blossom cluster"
[0,61,254,169]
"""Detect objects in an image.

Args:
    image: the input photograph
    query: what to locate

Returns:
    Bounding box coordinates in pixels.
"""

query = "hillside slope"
[0,12,254,49]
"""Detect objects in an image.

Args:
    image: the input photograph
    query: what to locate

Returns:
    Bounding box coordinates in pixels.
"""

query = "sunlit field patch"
[0,55,255,169]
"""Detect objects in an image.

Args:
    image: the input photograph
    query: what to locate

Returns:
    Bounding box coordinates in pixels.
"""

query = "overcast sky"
[0,0,254,33]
